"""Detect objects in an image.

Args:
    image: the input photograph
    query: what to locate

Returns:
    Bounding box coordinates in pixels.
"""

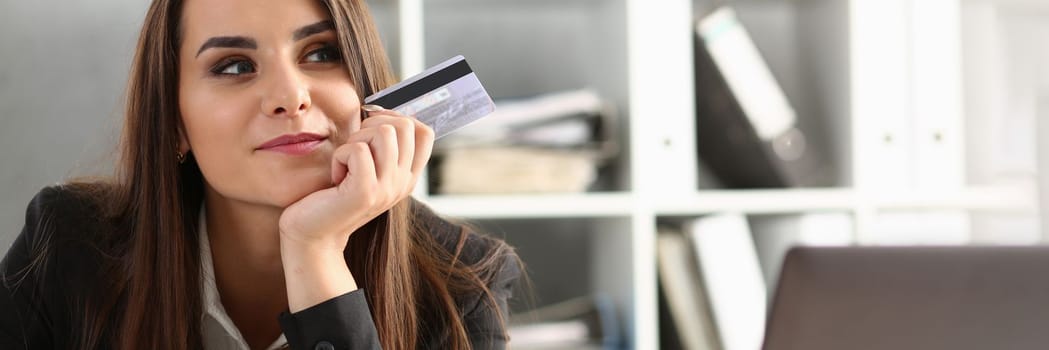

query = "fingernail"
[361,104,385,112]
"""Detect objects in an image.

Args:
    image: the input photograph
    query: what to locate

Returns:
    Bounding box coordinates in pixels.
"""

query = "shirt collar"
[199,204,288,350]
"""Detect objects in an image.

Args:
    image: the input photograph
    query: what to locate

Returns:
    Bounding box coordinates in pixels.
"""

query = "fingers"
[332,106,434,198]
[411,117,435,176]
[356,107,434,175]
[331,141,377,190]
[361,114,415,170]
[331,144,350,185]
[345,123,398,181]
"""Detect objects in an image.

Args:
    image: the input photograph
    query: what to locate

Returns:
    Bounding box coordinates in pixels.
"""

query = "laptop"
[763,246,1049,350]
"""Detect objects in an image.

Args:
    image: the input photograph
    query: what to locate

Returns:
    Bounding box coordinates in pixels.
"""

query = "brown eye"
[303,46,342,63]
[211,58,256,76]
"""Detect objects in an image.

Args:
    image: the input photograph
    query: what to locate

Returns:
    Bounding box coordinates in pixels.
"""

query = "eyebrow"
[195,20,335,57]
[196,36,256,57]
[292,20,334,42]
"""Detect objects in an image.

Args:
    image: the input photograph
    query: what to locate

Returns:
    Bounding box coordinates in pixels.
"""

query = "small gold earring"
[176,151,186,164]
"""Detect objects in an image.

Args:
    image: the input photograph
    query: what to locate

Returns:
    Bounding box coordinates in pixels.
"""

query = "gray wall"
[0,2,149,249]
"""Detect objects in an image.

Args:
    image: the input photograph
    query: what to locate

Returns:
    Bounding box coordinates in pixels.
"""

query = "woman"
[0,0,522,349]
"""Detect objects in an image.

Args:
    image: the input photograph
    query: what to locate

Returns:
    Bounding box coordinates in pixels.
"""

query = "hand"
[278,106,435,252]
[277,106,434,312]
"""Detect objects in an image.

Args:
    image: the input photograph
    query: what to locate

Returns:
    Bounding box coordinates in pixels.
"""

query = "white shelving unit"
[366,0,1044,348]
[426,193,636,219]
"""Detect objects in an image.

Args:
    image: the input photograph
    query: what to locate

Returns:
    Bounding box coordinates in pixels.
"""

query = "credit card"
[364,55,496,139]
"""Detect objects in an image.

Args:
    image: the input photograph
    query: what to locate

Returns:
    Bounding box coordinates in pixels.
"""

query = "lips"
[256,133,328,155]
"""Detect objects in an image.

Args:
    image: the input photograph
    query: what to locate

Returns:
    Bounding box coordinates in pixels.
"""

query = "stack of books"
[432,89,618,194]
[509,295,621,349]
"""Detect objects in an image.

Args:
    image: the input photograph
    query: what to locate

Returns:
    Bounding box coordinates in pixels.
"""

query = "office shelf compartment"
[422,0,633,193]
[464,216,639,346]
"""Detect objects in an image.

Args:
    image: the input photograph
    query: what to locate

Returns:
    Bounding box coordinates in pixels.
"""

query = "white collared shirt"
[199,208,288,350]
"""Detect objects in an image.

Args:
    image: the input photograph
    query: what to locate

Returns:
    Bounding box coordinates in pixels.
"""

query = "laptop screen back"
[763,246,1049,350]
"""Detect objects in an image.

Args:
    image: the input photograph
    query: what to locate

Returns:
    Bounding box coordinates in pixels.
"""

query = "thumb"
[361,104,385,121]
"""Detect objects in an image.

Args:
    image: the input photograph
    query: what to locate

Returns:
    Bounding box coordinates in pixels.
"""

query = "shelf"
[965,0,1049,12]
[420,192,636,219]
[655,189,856,215]
[653,184,1038,216]
[421,184,1037,219]
[867,183,1039,213]
[426,0,605,6]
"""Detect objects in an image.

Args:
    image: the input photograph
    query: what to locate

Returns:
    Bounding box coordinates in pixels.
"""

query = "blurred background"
[1,0,1047,349]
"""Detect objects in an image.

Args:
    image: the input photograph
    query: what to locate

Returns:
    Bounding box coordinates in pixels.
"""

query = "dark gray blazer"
[0,186,520,349]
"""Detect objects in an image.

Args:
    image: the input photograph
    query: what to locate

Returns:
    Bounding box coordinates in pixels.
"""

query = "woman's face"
[178,0,362,208]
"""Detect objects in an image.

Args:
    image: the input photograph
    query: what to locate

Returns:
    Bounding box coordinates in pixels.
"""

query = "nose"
[261,65,311,118]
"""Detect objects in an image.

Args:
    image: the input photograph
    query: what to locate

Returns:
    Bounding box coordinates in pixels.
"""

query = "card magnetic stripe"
[366,60,474,109]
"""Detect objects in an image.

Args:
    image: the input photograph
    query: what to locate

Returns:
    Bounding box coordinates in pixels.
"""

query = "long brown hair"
[63,0,518,348]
